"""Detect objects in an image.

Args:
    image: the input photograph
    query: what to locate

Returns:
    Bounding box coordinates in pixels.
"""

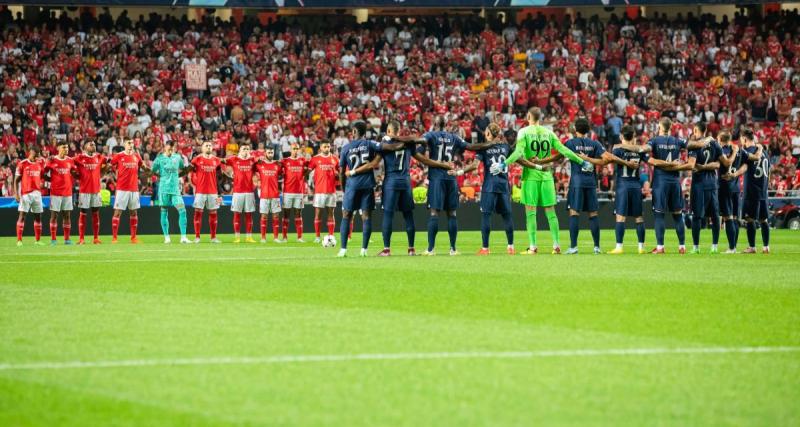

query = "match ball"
[322,235,337,248]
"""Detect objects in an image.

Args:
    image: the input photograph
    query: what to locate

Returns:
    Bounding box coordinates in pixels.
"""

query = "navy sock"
[403,210,415,248]
[636,221,645,244]
[340,216,352,249]
[734,220,740,244]
[746,221,757,247]
[760,221,770,246]
[710,216,720,245]
[362,218,372,250]
[382,210,394,248]
[725,219,736,250]
[691,217,702,246]
[673,213,686,245]
[589,216,600,248]
[655,212,666,245]
[568,215,579,248]
[447,215,458,251]
[502,212,514,246]
[615,221,625,245]
[481,212,491,248]
[427,215,438,252]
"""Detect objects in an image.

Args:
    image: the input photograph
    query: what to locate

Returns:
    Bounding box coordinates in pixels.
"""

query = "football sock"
[79,212,86,240]
[501,212,514,246]
[760,221,770,247]
[589,216,600,248]
[568,215,579,248]
[403,210,416,248]
[382,210,394,248]
[545,209,559,246]
[178,207,187,238]
[654,212,666,246]
[615,221,625,245]
[208,211,218,239]
[746,221,756,248]
[427,215,438,252]
[362,218,372,250]
[447,214,457,251]
[112,217,120,239]
[525,209,537,248]
[636,221,646,245]
[725,219,736,250]
[194,210,203,238]
[691,217,702,247]
[673,213,685,246]
[710,216,720,246]
[481,212,491,248]
[92,211,100,239]
[340,216,351,249]
[160,208,170,237]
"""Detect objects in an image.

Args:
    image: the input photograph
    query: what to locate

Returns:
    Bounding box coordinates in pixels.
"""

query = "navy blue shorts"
[718,188,740,218]
[690,187,719,218]
[382,182,415,212]
[567,186,599,212]
[427,179,459,211]
[742,197,769,221]
[652,181,683,213]
[342,187,375,212]
[480,192,512,215]
[615,185,643,217]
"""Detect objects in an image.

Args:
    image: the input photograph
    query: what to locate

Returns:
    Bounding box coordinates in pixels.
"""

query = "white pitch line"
[0,346,797,372]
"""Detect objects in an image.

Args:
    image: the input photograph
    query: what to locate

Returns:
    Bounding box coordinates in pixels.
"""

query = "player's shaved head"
[621,125,635,141]
[527,107,542,123]
[574,118,591,135]
[659,117,672,133]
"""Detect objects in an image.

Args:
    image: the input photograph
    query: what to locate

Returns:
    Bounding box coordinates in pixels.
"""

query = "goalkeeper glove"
[580,160,594,172]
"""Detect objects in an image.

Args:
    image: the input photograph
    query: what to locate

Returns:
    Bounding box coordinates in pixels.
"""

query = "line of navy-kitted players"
[15,115,771,256]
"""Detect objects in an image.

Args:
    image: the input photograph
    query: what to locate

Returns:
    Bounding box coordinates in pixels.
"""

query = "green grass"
[1,229,799,426]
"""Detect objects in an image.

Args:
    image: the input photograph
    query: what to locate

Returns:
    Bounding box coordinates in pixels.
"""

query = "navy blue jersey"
[743,146,770,200]
[475,143,511,194]
[565,137,605,188]
[418,130,468,181]
[340,139,379,190]
[379,143,414,186]
[719,144,745,193]
[647,135,687,184]
[688,139,723,190]
[612,147,648,188]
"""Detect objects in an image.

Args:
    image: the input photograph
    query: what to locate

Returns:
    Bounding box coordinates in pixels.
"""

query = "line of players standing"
[13,114,771,255]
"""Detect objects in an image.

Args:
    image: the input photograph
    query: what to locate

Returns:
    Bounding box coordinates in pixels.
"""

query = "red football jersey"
[191,155,222,194]
[225,156,257,193]
[15,159,44,195]
[111,152,143,192]
[309,154,338,194]
[255,161,281,198]
[45,156,76,196]
[74,153,106,194]
[281,157,308,194]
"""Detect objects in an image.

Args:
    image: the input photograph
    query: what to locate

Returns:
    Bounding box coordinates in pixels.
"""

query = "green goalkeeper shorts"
[520,180,557,207]
[158,193,185,208]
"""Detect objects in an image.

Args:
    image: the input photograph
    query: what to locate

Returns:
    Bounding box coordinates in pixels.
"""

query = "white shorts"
[18,191,43,213]
[260,198,282,214]
[313,193,337,208]
[78,192,102,209]
[284,193,304,209]
[231,192,256,213]
[114,191,141,210]
[50,195,74,212]
[193,193,220,210]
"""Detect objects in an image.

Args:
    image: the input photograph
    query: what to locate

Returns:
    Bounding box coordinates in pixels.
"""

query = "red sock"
[50,221,57,241]
[209,211,218,238]
[245,213,253,234]
[314,219,321,237]
[194,210,203,238]
[129,216,138,239]
[272,217,279,239]
[327,219,335,236]
[16,220,23,241]
[295,218,303,239]
[282,218,289,239]
[233,212,241,234]
[34,220,42,241]
[349,219,354,240]
[63,221,71,241]
[78,212,86,240]
[260,216,267,240]
[92,211,100,239]
[112,217,120,239]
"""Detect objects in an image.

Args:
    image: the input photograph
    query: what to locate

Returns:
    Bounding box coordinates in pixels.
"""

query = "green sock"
[525,208,537,248]
[160,208,170,237]
[178,207,187,238]
[546,209,560,246]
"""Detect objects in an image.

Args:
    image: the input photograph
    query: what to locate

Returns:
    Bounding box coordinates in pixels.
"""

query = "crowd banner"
[185,63,208,91]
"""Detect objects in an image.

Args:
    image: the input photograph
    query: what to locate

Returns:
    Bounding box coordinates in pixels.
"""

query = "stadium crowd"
[1,6,799,202]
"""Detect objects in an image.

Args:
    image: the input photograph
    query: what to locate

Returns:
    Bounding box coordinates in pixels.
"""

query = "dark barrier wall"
[10,0,771,6]
[2,201,684,237]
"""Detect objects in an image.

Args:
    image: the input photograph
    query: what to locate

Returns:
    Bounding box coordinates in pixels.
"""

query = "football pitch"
[1,230,799,426]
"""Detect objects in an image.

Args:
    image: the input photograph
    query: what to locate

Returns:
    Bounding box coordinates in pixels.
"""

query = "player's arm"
[647,157,681,169]
[613,144,652,154]
[390,135,426,144]
[464,141,495,151]
[669,156,696,172]
[412,152,452,170]
[379,141,406,152]
[606,152,639,169]
[580,153,606,166]
[744,144,764,161]
[504,135,526,165]
[686,136,711,150]
[450,158,479,176]
[694,160,720,171]
[536,153,562,165]
[549,133,584,165]
[719,145,738,168]
[722,163,747,181]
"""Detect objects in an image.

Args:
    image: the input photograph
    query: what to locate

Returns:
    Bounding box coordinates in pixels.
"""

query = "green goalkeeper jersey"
[506,124,584,181]
[152,153,185,195]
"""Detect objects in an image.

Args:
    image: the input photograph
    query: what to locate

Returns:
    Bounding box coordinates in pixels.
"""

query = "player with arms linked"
[717,131,747,253]
[740,128,771,254]
[337,121,383,257]
[608,126,649,254]
[74,140,108,245]
[189,141,223,243]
